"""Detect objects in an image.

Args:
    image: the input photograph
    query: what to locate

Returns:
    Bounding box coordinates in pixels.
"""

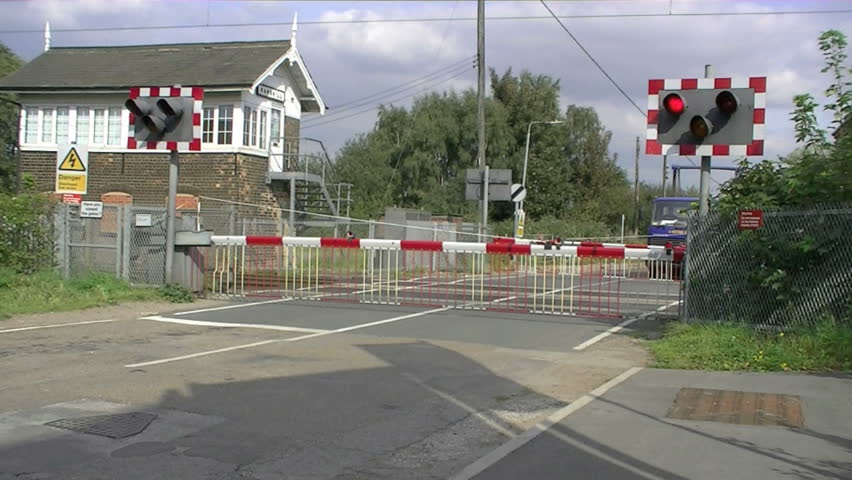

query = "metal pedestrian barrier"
[203,236,684,319]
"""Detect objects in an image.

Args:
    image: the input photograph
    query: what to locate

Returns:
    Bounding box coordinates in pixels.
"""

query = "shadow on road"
[0,340,681,480]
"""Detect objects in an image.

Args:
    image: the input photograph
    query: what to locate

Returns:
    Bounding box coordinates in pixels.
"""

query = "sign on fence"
[80,201,104,218]
[61,193,82,205]
[737,210,764,230]
[55,144,88,195]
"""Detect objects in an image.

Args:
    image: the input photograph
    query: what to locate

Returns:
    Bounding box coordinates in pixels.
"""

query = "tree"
[714,29,852,212]
[0,43,23,192]
[334,68,636,237]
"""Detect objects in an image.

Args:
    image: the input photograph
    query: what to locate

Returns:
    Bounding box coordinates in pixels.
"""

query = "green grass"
[0,269,194,320]
[647,321,852,372]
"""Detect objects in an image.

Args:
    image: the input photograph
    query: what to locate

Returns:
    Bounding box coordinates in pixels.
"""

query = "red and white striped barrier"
[210,235,683,262]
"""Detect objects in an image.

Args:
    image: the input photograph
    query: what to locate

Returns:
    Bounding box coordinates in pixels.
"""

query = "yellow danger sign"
[56,173,87,193]
[58,147,86,171]
[55,144,88,194]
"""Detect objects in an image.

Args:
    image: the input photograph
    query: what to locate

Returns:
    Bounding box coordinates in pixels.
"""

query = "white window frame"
[202,106,216,144]
[56,107,70,144]
[217,105,234,146]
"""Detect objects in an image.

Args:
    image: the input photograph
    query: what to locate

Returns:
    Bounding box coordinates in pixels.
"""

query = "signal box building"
[0,29,328,216]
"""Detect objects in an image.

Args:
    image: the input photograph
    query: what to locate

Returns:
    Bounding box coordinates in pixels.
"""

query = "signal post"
[125,86,204,284]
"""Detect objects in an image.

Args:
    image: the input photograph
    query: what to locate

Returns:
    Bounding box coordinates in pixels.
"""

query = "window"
[270,109,281,145]
[259,110,267,149]
[56,107,69,144]
[250,109,258,147]
[24,108,38,144]
[243,106,251,146]
[202,107,215,143]
[107,108,121,145]
[41,108,54,143]
[218,105,233,145]
[76,108,90,144]
[93,108,106,144]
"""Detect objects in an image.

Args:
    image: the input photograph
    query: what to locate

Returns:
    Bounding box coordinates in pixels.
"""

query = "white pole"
[620,214,625,244]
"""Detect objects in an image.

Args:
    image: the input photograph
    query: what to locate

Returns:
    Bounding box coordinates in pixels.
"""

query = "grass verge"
[647,321,852,372]
[0,269,194,320]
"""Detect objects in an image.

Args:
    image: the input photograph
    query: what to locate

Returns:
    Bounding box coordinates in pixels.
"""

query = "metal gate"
[203,236,683,319]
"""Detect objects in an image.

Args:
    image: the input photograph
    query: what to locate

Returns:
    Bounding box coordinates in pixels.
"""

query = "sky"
[1,0,851,190]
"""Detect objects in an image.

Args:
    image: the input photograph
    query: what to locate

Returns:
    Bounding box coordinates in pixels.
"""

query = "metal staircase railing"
[267,137,353,233]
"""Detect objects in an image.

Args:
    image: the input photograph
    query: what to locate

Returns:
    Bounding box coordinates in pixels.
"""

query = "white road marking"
[0,319,118,334]
[139,315,328,334]
[173,298,293,316]
[448,367,643,480]
[281,307,451,342]
[124,306,450,368]
[124,338,286,368]
[403,372,514,437]
[572,300,682,351]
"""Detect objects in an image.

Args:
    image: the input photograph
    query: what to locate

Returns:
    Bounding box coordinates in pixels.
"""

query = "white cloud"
[314,7,466,68]
[30,0,153,28]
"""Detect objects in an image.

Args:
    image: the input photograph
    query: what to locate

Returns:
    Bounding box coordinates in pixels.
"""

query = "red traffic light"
[715,90,738,115]
[663,93,686,115]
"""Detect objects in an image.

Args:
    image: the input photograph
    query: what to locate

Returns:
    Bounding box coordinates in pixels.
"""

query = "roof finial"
[44,21,51,52]
[291,11,298,48]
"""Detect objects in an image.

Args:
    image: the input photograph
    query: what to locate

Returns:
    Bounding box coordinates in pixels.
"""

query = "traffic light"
[125,87,203,151]
[646,77,765,156]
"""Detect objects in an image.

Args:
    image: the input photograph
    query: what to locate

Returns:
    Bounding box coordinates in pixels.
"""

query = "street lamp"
[515,120,565,237]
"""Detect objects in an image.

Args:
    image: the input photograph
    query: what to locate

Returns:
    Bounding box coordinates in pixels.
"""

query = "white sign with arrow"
[510,183,526,202]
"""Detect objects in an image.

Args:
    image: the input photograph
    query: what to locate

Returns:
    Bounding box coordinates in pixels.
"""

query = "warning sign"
[737,210,764,231]
[58,147,86,171]
[56,174,87,192]
[55,144,88,194]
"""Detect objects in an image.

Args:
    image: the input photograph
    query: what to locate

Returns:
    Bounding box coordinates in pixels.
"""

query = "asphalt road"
[0,299,649,479]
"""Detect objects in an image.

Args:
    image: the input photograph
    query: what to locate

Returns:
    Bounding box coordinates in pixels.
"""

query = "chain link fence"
[683,205,852,328]
[52,201,488,286]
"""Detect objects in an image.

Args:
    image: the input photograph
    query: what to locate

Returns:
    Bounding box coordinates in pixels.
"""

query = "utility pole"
[164,150,178,284]
[662,154,668,197]
[698,64,713,215]
[633,136,640,236]
[477,0,487,239]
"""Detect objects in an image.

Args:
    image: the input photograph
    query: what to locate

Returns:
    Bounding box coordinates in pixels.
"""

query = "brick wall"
[20,151,283,214]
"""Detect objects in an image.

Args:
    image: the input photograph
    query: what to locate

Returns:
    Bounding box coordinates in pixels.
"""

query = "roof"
[0,40,292,90]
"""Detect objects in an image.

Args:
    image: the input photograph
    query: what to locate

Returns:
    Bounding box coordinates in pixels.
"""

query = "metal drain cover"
[666,388,804,427]
[45,412,157,438]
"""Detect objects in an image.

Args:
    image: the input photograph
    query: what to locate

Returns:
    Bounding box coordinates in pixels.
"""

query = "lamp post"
[515,120,565,237]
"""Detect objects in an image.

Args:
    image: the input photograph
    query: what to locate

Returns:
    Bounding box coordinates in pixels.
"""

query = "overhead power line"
[304,57,474,125]
[539,0,723,185]
[1,9,850,34]
[302,67,473,130]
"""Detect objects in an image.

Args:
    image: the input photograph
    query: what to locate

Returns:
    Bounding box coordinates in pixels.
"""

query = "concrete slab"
[467,369,852,480]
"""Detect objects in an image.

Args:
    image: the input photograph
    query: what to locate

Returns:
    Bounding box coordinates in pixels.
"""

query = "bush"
[159,283,195,303]
[0,189,57,274]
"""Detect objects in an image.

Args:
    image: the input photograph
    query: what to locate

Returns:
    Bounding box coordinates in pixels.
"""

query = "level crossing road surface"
[2,298,846,480]
[0,294,662,480]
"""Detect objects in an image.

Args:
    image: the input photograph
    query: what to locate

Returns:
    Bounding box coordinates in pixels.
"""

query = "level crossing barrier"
[203,235,684,318]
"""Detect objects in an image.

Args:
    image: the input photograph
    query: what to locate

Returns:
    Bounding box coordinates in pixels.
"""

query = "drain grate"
[45,412,157,439]
[666,388,804,428]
